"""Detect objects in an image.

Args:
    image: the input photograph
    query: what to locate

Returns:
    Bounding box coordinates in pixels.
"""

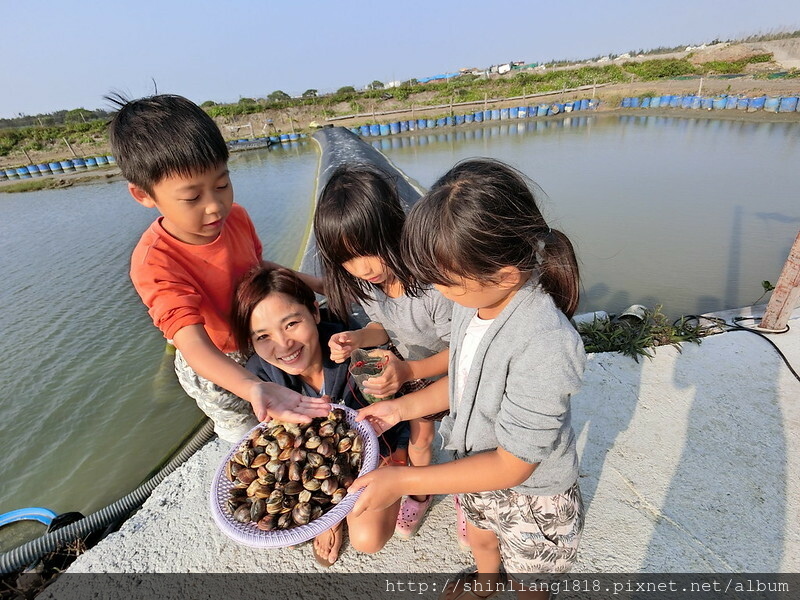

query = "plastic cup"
[348,349,393,404]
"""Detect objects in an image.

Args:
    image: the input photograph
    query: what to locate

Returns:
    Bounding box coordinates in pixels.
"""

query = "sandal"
[395,495,433,539]
[454,495,470,551]
[312,521,343,567]
[440,572,502,600]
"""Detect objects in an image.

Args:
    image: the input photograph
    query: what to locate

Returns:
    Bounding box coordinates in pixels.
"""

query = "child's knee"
[347,527,390,554]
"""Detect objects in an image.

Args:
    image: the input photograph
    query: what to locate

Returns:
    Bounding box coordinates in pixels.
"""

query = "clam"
[304,435,322,450]
[237,468,258,485]
[250,498,266,522]
[306,452,324,468]
[318,420,335,438]
[303,478,322,492]
[337,437,352,453]
[292,502,311,526]
[330,488,347,504]
[250,453,269,468]
[321,476,339,496]
[233,504,252,523]
[283,481,303,495]
[256,515,277,531]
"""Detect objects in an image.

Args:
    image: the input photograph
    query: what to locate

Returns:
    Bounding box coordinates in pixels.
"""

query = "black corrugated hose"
[0,419,215,575]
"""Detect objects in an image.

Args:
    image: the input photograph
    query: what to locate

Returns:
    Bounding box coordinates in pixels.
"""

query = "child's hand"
[348,466,409,517]
[249,382,330,423]
[362,351,412,398]
[328,331,359,363]
[355,399,403,435]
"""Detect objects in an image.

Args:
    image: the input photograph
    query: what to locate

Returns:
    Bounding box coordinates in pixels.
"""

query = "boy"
[108,94,329,442]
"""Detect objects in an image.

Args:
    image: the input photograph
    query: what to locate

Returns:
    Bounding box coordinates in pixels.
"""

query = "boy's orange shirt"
[130,203,263,353]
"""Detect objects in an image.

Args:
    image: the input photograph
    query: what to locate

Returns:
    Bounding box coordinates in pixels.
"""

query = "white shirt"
[454,311,494,407]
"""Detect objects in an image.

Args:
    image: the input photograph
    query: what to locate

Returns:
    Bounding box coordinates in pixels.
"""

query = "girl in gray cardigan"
[351,159,586,598]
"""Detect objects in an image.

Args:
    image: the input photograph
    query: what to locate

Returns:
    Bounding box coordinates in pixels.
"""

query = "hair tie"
[535,239,546,266]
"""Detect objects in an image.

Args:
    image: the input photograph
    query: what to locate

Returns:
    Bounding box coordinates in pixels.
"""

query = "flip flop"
[312,521,344,567]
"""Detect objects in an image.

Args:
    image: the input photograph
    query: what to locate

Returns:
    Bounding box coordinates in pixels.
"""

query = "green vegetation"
[577,306,711,362]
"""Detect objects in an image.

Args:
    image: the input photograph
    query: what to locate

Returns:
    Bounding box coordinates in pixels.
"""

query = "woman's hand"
[355,399,403,435]
[348,466,410,517]
[249,382,330,423]
[362,351,412,398]
[328,331,360,363]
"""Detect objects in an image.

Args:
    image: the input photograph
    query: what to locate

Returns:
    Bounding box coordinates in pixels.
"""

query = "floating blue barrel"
[556,103,566,113]
[6,168,19,179]
[517,106,526,118]
[379,124,390,136]
[95,156,108,165]
[455,114,465,125]
[26,165,40,176]
[580,99,590,110]
[367,124,379,136]
[426,119,435,128]
[417,119,427,129]
[737,97,749,110]
[490,109,500,120]
[289,133,300,141]
[712,97,727,110]
[498,108,508,120]
[669,96,681,108]
[480,110,489,120]
[433,117,444,127]
[49,161,63,172]
[36,163,50,174]
[562,102,573,113]
[269,135,281,143]
[527,105,537,116]
[641,97,651,108]
[764,96,781,112]
[780,97,800,112]
[748,96,766,112]
[60,160,75,171]
[72,158,87,169]
[647,96,660,108]
[407,120,416,131]
[630,97,641,108]
[725,96,738,109]
[509,107,518,119]
[16,167,31,178]
[474,111,483,122]
[445,116,454,126]
[279,134,290,143]
[683,96,696,109]
[359,125,370,136]
[621,97,631,108]
[701,98,713,110]
[464,113,474,123]
[538,104,549,116]
[389,122,401,134]
[400,121,409,132]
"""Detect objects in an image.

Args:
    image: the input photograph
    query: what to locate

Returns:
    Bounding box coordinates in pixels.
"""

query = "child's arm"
[355,376,450,432]
[362,349,450,398]
[328,322,390,363]
[261,260,325,295]
[172,325,329,422]
[349,447,536,518]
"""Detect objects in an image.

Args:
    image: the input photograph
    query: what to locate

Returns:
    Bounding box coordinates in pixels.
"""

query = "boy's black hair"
[106,93,228,195]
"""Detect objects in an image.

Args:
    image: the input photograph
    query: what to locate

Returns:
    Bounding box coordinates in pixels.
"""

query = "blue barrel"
[106,155,116,164]
[47,162,62,173]
[537,104,549,116]
[268,135,280,143]
[712,97,727,110]
[72,158,87,169]
[367,124,379,136]
[517,106,526,118]
[498,108,508,120]
[60,160,75,171]
[445,116,454,126]
[6,168,19,179]
[725,96,738,109]
[648,96,661,108]
[547,104,559,115]
[400,121,409,132]
[16,167,31,178]
[630,97,641,108]
[426,119,435,128]
[481,110,490,120]
[455,114,465,125]
[737,97,749,110]
[748,96,766,111]
[416,119,426,129]
[464,113,474,123]
[701,98,713,110]
[689,96,701,109]
[490,109,500,120]
[669,96,681,108]
[556,103,566,113]
[288,133,300,141]
[26,165,40,176]
[433,117,443,127]
[389,122,401,134]
[359,125,370,136]
[35,163,50,174]
[379,124,390,136]
[778,97,797,112]
[562,102,573,113]
[95,156,108,165]
[509,107,518,119]
[278,134,290,143]
[527,105,537,116]
[474,111,483,123]
[580,99,590,111]
[641,97,651,108]
[407,120,416,131]
[764,96,780,112]
[621,97,631,108]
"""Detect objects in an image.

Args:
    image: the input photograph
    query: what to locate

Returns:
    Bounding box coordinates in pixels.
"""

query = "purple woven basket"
[209,405,379,548]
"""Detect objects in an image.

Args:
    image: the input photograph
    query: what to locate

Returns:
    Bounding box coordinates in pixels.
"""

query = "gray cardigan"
[440,278,586,496]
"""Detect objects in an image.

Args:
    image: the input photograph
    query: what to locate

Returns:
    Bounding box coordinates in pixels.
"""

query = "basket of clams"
[210,405,379,547]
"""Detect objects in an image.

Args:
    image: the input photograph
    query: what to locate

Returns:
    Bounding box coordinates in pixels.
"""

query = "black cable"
[681,315,799,383]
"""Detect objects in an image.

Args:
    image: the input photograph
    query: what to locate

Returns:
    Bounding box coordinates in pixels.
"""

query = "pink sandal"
[395,495,433,539]
[454,495,470,551]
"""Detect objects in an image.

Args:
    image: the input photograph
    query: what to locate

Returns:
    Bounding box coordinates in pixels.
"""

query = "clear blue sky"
[3,0,800,119]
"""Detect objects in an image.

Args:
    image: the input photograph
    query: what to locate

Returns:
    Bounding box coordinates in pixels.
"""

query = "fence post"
[761,230,800,331]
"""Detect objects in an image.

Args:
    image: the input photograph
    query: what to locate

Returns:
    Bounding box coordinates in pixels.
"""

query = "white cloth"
[454,312,494,407]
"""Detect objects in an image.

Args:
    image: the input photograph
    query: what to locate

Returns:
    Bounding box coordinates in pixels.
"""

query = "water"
[0,142,319,547]
[2,116,799,548]
[373,115,800,318]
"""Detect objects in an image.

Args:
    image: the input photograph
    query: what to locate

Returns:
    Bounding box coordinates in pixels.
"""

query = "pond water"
[1,115,798,549]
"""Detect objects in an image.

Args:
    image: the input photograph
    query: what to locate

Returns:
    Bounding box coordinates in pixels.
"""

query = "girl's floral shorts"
[459,481,584,574]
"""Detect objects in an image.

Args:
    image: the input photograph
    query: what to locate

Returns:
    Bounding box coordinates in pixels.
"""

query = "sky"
[3,0,800,119]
